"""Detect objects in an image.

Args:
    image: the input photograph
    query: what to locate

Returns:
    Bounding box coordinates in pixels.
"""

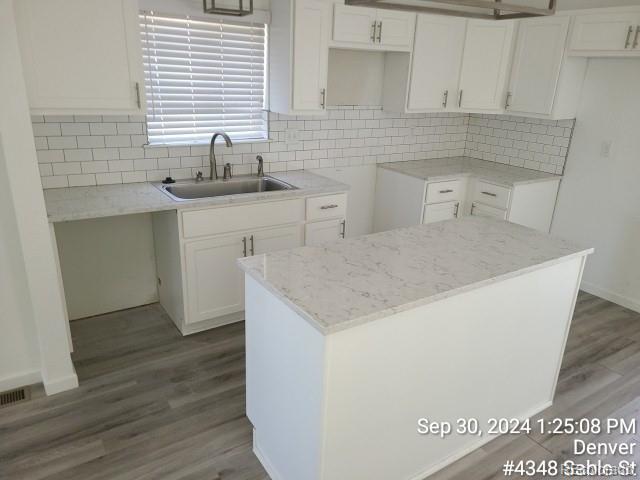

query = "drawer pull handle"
[249,235,255,256]
[634,25,640,49]
[454,202,459,218]
[242,236,247,257]
[625,25,634,48]
[320,204,339,210]
[439,189,454,194]
[481,191,497,197]
[340,220,346,238]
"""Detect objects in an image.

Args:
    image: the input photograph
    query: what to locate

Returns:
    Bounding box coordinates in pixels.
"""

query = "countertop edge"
[46,177,350,223]
[239,248,594,336]
[377,159,561,187]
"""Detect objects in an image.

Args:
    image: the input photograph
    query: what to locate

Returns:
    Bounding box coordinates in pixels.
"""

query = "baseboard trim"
[253,429,284,480]
[406,401,553,480]
[0,369,41,392]
[581,282,640,314]
[43,371,79,395]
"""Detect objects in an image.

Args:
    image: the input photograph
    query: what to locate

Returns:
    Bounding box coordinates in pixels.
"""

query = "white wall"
[0,143,41,391]
[55,215,159,320]
[552,59,640,313]
[327,50,385,106]
[0,0,77,394]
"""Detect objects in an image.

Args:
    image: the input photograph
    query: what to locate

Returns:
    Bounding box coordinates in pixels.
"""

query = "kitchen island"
[238,216,592,480]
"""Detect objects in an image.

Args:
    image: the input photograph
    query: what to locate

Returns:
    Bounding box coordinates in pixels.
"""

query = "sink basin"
[157,176,297,201]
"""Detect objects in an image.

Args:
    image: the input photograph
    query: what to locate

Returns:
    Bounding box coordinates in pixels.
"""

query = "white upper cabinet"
[270,0,330,115]
[505,15,587,119]
[407,15,466,111]
[568,9,640,56]
[458,20,515,112]
[332,4,414,51]
[375,9,415,48]
[15,0,145,115]
[292,0,331,111]
[332,3,378,45]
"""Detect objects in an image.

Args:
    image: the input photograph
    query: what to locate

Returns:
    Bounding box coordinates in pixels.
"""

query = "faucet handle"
[195,171,203,182]
[223,162,233,180]
[256,155,264,177]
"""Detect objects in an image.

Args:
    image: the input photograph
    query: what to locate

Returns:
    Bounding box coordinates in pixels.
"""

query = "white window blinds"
[140,12,267,145]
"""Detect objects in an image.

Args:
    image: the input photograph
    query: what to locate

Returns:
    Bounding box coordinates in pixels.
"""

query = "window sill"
[146,138,272,148]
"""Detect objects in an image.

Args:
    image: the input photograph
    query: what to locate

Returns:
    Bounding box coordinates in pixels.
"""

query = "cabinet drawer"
[471,202,507,220]
[473,181,511,209]
[422,201,460,224]
[182,199,305,239]
[426,180,462,204]
[306,194,347,221]
[305,218,345,246]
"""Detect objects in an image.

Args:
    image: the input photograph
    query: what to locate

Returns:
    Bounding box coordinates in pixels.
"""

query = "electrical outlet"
[600,140,613,158]
[285,129,300,143]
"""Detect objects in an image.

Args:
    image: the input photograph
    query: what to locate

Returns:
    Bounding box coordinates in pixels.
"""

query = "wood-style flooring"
[1,292,639,479]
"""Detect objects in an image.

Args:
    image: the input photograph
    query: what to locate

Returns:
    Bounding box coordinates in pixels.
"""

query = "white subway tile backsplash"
[68,174,97,187]
[35,108,574,188]
[96,172,123,185]
[465,114,574,175]
[37,150,64,164]
[64,149,93,162]
[61,123,90,136]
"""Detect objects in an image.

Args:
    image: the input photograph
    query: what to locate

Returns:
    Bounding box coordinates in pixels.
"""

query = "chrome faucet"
[256,155,264,177]
[209,132,233,180]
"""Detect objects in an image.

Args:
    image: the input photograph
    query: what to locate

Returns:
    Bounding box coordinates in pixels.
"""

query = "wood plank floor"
[1,292,639,479]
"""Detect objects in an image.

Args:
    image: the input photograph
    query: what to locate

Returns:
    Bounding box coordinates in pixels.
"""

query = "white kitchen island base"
[244,253,586,480]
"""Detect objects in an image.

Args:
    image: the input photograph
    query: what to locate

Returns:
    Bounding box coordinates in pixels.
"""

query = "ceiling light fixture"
[345,0,556,20]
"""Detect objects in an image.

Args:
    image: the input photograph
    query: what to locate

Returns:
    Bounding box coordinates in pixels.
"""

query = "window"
[139,12,267,145]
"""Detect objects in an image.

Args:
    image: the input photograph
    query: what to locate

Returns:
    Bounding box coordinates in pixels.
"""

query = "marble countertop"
[379,157,561,187]
[238,216,592,335]
[44,170,349,222]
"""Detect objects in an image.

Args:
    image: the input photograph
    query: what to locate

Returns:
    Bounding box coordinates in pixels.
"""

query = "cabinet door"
[458,20,515,111]
[252,225,304,255]
[408,15,466,111]
[293,0,331,111]
[15,0,144,114]
[332,4,377,45]
[305,219,345,246]
[470,202,507,220]
[507,17,570,116]
[184,233,247,324]
[569,12,639,54]
[422,201,460,225]
[376,10,414,49]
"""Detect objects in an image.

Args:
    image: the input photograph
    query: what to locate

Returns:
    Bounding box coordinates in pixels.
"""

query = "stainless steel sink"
[157,176,297,201]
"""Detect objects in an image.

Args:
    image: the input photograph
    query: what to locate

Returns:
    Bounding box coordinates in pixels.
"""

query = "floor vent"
[0,387,31,408]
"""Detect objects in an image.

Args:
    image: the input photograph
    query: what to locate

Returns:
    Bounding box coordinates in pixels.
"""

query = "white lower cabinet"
[154,194,346,335]
[305,218,345,246]
[422,201,460,224]
[374,168,560,234]
[470,202,507,220]
[184,233,247,325]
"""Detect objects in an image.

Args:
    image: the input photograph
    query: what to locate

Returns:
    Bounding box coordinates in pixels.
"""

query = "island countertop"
[44,170,349,222]
[238,216,592,334]
[379,156,561,186]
